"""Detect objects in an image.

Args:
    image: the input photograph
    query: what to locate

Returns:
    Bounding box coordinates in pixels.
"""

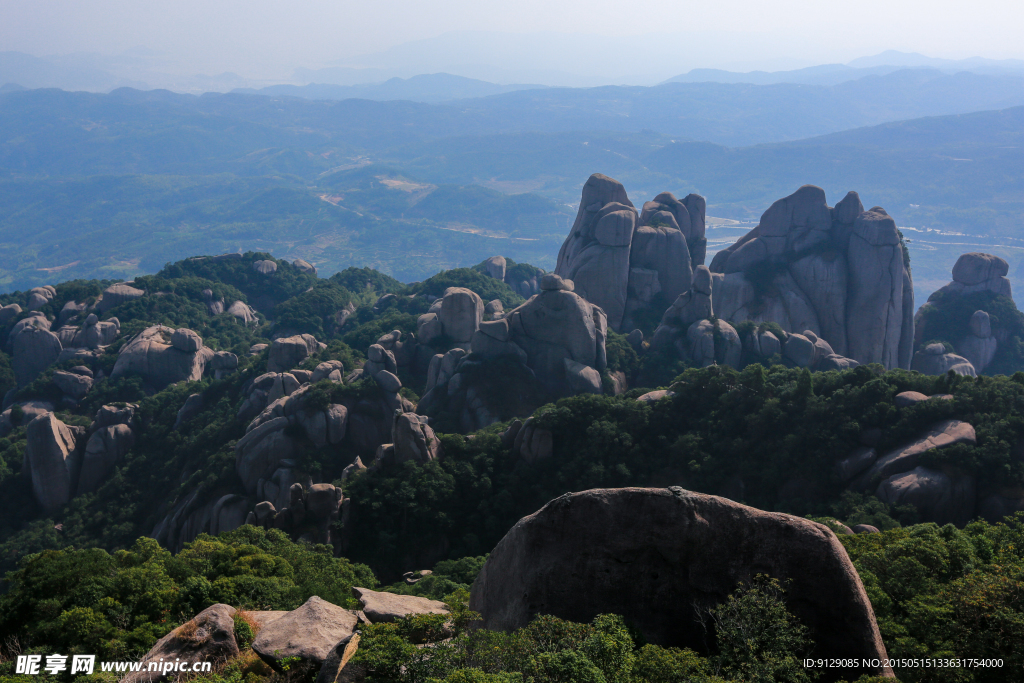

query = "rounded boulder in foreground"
[469,487,892,682]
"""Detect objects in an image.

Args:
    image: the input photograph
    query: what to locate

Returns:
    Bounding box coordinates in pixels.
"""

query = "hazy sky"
[2,0,1022,82]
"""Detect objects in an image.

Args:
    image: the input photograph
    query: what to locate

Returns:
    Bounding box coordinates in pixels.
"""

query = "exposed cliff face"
[709,187,914,370]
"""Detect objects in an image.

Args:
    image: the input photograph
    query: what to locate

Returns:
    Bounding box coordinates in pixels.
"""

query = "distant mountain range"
[232,73,547,104]
[0,76,1020,294]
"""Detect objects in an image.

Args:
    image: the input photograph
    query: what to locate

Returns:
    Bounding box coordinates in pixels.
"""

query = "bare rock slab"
[351,587,448,623]
[469,487,892,682]
[253,596,358,670]
[125,603,239,683]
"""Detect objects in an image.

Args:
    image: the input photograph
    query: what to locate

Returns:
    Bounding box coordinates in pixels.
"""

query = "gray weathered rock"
[505,286,607,396]
[77,424,134,493]
[293,258,317,275]
[171,328,203,353]
[484,256,507,281]
[52,370,92,400]
[836,447,876,482]
[952,252,1009,286]
[124,604,239,683]
[877,466,976,526]
[269,334,321,373]
[513,417,553,463]
[25,413,78,512]
[470,487,891,682]
[374,370,402,394]
[175,393,204,430]
[438,287,484,344]
[0,304,21,324]
[352,587,448,623]
[111,325,213,391]
[856,420,976,486]
[312,360,345,383]
[393,412,441,463]
[12,327,62,387]
[564,359,602,395]
[911,348,977,376]
[253,259,278,274]
[253,596,358,670]
[97,283,144,314]
[227,300,258,324]
[894,391,929,408]
[555,174,636,329]
[636,389,674,403]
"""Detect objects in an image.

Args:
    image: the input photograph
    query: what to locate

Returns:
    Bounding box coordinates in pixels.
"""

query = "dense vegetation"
[0,527,374,662]
[343,364,1024,572]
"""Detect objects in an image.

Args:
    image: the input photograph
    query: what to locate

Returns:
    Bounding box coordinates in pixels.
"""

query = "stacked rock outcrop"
[111,325,214,392]
[22,404,138,512]
[709,186,914,369]
[417,287,484,348]
[651,266,859,371]
[418,274,608,430]
[913,253,1017,375]
[832,391,1008,525]
[470,487,891,683]
[245,482,344,545]
[554,174,706,331]
[479,255,544,298]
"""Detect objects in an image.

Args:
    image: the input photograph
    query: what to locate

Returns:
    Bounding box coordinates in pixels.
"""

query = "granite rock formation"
[111,325,214,391]
[470,487,891,682]
[709,187,913,369]
[913,253,1016,375]
[554,174,706,331]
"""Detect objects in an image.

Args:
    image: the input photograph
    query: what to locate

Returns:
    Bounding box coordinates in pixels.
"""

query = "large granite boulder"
[555,174,636,330]
[124,604,239,683]
[226,300,258,324]
[253,596,358,670]
[877,466,976,526]
[853,420,976,491]
[504,275,607,395]
[392,412,442,463]
[417,287,484,346]
[914,254,1016,375]
[470,487,891,682]
[111,325,213,391]
[554,175,707,331]
[911,343,977,376]
[352,587,448,623]
[709,188,913,369]
[96,283,144,313]
[12,326,62,387]
[268,334,322,373]
[77,424,134,493]
[25,412,79,512]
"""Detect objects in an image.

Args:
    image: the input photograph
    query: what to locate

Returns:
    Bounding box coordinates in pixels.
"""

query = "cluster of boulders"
[111,325,220,392]
[709,186,914,369]
[245,482,345,545]
[912,253,1016,376]
[554,174,706,331]
[127,588,448,683]
[470,487,892,683]
[417,274,610,431]
[650,266,860,371]
[481,255,543,298]
[835,391,1024,524]
[0,277,261,405]
[19,403,137,512]
[156,330,425,551]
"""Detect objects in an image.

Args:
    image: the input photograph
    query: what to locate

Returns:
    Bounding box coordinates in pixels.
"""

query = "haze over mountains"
[0,46,1021,305]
